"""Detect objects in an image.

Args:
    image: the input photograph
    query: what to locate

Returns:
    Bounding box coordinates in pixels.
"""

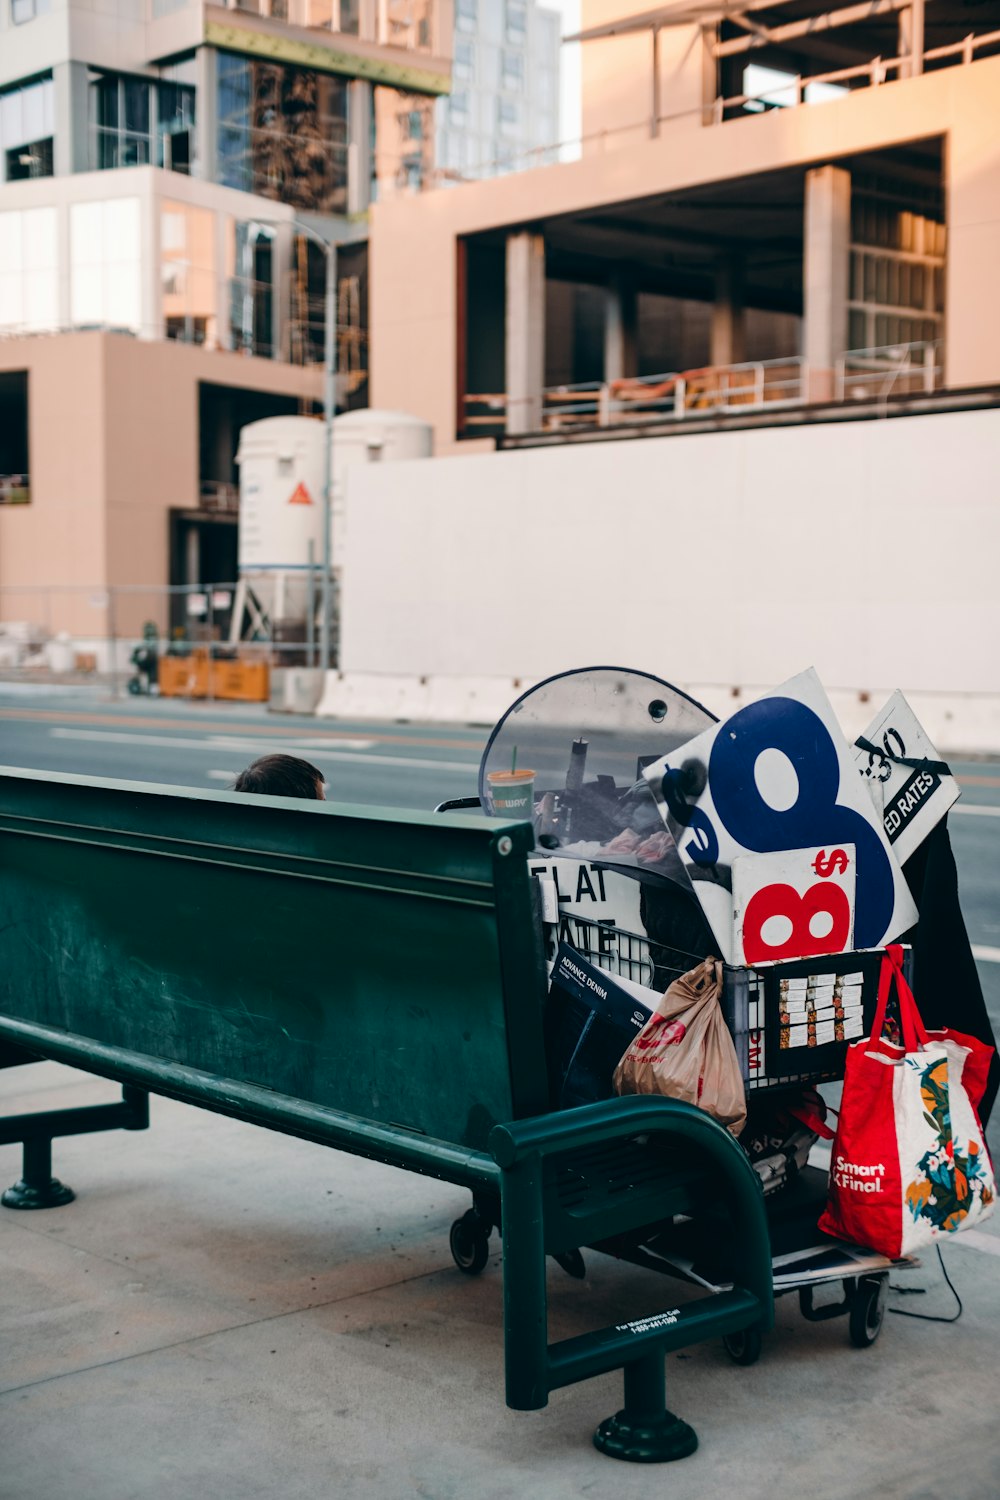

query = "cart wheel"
[848,1275,888,1348]
[449,1212,491,1276]
[722,1328,762,1366]
[552,1249,586,1280]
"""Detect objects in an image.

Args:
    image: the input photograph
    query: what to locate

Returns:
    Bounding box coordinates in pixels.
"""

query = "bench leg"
[2,1135,75,1210]
[593,1349,698,1463]
[1,1085,149,1210]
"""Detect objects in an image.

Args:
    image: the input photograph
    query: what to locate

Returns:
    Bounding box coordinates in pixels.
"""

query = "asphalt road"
[1,682,997,1155]
[0,684,484,812]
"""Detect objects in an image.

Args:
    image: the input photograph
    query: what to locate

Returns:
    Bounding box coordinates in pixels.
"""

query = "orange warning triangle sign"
[288,482,314,506]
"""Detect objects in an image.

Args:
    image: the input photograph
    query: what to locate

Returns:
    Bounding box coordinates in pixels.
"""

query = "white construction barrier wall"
[318,407,1000,751]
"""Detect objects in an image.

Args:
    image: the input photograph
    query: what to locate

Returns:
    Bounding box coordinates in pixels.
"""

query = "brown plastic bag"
[613,957,747,1136]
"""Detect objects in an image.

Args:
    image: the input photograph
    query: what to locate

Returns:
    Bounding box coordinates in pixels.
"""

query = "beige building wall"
[0,334,107,639]
[579,0,710,150]
[370,56,1000,453]
[0,333,321,637]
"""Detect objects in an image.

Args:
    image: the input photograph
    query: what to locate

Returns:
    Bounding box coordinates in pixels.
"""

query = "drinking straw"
[511,746,517,775]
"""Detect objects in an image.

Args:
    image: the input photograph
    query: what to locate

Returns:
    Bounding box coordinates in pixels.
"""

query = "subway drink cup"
[486,769,536,822]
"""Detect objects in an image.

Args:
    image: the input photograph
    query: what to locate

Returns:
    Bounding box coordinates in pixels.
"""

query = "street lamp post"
[322,237,336,674]
[250,215,338,673]
[296,220,338,675]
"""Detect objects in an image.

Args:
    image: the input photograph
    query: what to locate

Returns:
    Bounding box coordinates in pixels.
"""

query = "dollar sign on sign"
[812,847,849,878]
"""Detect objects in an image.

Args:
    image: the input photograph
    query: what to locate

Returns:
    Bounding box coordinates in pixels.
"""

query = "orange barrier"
[158,652,269,702]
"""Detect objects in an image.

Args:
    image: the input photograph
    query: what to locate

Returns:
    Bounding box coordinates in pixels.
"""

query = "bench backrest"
[0,769,548,1151]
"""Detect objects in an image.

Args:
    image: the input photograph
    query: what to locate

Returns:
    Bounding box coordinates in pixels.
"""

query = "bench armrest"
[490,1093,749,1169]
[491,1095,774,1412]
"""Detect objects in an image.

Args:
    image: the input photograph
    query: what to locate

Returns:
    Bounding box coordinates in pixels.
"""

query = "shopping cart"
[545,911,918,1360]
[435,828,917,1357]
[438,666,918,1358]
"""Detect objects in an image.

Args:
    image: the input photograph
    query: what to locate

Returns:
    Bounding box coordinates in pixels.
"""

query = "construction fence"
[0,581,335,703]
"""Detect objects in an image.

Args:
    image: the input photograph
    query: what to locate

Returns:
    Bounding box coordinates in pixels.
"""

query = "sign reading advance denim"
[642,669,918,966]
[544,943,658,1110]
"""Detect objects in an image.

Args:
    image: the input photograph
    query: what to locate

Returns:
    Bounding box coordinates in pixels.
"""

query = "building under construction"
[370,0,1000,447]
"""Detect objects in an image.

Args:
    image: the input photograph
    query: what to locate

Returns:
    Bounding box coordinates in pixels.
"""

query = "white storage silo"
[235,409,433,647]
[331,410,433,571]
[235,416,326,631]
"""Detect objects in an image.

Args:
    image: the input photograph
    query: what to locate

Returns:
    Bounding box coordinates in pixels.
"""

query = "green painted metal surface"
[0,769,548,1153]
[0,769,780,1448]
[492,1096,774,1412]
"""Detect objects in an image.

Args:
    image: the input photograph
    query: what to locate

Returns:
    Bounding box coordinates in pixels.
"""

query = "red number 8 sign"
[741,880,853,966]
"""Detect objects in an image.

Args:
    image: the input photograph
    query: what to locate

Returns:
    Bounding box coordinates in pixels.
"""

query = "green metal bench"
[0,767,772,1462]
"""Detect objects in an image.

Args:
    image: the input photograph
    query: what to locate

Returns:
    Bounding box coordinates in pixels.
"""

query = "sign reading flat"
[529,856,644,974]
[853,691,960,865]
[642,668,918,965]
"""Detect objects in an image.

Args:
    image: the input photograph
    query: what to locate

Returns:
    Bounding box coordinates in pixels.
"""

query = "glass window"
[0,76,55,155]
[505,2,526,45]
[497,97,520,135]
[216,55,348,212]
[456,0,476,33]
[162,201,216,347]
[6,138,53,179]
[12,0,51,23]
[502,51,524,92]
[90,74,154,169]
[70,198,142,333]
[94,74,119,131]
[381,0,435,52]
[450,89,469,121]
[454,41,474,81]
[0,207,57,333]
[157,78,195,174]
[338,0,359,34]
[229,221,274,358]
[124,79,150,135]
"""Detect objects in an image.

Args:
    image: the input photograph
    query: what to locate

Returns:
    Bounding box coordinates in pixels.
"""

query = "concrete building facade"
[0,0,453,639]
[369,0,1000,449]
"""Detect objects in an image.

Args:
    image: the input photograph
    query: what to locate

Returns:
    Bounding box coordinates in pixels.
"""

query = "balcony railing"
[463,344,954,436]
[835,341,942,401]
[199,481,240,514]
[221,0,440,53]
[432,26,1000,188]
[464,358,810,434]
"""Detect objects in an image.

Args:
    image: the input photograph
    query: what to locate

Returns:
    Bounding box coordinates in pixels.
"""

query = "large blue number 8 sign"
[708,697,895,951]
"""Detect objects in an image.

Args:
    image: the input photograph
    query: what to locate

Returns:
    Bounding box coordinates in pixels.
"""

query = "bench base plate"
[2,1175,75,1210]
[593,1409,698,1464]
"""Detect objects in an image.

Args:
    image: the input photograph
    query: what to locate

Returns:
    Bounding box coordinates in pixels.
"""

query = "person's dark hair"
[232,754,325,801]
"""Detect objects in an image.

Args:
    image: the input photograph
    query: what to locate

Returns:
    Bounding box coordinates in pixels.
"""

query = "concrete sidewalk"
[2,1062,998,1500]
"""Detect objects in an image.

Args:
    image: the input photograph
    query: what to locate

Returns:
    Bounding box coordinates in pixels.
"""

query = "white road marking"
[49,726,478,773]
[972,945,1000,964]
[207,770,238,781]
[206,736,377,752]
[951,803,1000,818]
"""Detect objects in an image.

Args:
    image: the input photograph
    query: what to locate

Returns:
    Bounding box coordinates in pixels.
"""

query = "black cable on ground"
[889,1245,963,1323]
